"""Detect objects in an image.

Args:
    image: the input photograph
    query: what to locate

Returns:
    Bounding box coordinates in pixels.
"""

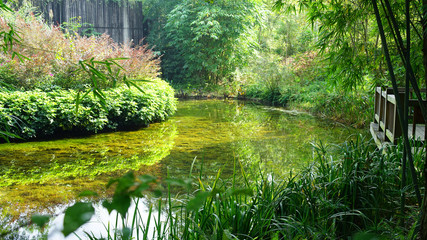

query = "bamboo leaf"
[125,79,146,94]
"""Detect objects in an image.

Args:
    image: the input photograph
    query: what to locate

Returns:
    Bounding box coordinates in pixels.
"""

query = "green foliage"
[0,79,176,141]
[244,50,372,127]
[103,172,158,218]
[0,1,27,65]
[162,0,258,84]
[303,89,372,127]
[30,215,50,229]
[62,202,95,237]
[28,136,421,239]
[273,0,424,90]
[257,7,315,58]
[276,136,422,238]
[61,16,101,38]
[244,52,294,106]
[0,4,161,91]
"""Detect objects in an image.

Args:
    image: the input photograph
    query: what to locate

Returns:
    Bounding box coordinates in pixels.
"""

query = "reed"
[27,135,423,239]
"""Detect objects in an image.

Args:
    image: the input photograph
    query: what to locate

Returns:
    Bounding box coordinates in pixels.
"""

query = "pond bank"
[174,91,370,128]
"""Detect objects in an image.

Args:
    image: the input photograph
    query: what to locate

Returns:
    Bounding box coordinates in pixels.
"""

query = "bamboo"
[400,0,410,226]
[381,0,427,121]
[371,0,422,206]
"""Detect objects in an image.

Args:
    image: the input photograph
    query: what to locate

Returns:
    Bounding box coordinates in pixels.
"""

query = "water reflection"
[15,199,162,240]
[0,100,364,222]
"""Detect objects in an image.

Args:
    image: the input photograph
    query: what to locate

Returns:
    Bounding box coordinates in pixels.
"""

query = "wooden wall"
[32,0,148,44]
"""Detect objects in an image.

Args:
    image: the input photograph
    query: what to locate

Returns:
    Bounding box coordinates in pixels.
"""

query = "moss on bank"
[0,79,176,141]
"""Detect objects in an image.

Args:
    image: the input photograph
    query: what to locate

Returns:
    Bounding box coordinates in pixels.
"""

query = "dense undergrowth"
[243,51,373,128]
[0,80,176,141]
[0,3,176,142]
[16,136,422,239]
[162,136,421,239]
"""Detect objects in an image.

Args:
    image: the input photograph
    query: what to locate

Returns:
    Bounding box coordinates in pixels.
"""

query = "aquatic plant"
[24,135,422,239]
[0,123,177,187]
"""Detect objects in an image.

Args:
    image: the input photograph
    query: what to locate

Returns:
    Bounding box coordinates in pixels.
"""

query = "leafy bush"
[0,79,176,140]
[0,3,160,90]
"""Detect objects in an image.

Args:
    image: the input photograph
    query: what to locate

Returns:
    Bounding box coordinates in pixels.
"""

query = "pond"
[0,100,365,228]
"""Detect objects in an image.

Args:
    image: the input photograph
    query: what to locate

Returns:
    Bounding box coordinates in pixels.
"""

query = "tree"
[162,0,258,84]
[275,0,427,237]
[275,0,423,91]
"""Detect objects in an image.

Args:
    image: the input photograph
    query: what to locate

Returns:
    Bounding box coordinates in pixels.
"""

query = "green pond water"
[0,100,365,217]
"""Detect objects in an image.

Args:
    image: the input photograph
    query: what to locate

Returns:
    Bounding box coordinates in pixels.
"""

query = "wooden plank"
[370,122,382,148]
[385,129,394,143]
[387,94,396,104]
[372,122,425,146]
[380,121,386,132]
[371,87,427,147]
[370,122,390,149]
[408,124,425,141]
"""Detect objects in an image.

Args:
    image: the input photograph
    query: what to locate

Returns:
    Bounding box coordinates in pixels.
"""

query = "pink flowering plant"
[0,6,160,91]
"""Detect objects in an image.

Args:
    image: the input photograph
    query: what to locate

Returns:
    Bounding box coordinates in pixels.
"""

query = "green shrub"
[0,79,176,141]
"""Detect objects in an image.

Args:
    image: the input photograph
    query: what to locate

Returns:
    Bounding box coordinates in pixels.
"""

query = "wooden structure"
[31,0,149,44]
[370,87,426,147]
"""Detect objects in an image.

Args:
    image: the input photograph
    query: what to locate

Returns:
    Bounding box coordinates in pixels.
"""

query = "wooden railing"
[373,87,426,144]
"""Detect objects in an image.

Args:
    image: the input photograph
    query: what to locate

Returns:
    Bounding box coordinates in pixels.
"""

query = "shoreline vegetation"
[0,80,176,142]
[1,0,425,238]
[172,87,370,129]
[10,135,421,240]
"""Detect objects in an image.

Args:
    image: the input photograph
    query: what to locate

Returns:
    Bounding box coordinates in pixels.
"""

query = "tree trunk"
[420,0,427,238]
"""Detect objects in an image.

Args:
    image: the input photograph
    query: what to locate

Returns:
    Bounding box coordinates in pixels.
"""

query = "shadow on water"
[0,100,365,232]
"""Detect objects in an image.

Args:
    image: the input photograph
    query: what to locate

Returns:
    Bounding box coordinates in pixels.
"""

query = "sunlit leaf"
[153,189,162,198]
[165,178,192,190]
[125,79,146,94]
[102,193,131,218]
[122,227,131,240]
[62,202,94,237]
[138,174,157,183]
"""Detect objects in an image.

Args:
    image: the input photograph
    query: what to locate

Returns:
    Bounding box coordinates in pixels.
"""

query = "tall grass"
[273,136,420,239]
[26,135,423,239]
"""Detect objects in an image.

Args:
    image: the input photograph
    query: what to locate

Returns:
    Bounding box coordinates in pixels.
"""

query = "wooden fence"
[31,0,148,44]
[371,87,426,146]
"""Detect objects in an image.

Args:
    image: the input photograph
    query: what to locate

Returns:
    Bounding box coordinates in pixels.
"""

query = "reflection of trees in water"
[161,101,323,181]
[0,122,178,186]
[0,122,177,217]
[0,100,362,218]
